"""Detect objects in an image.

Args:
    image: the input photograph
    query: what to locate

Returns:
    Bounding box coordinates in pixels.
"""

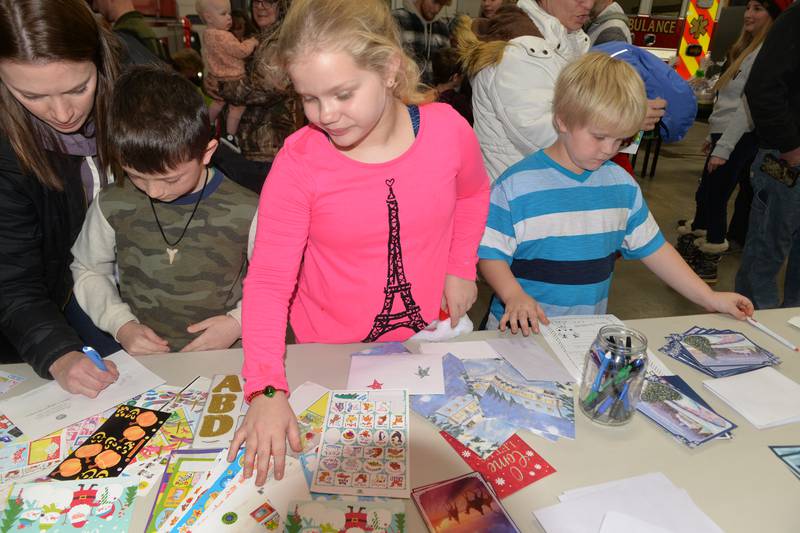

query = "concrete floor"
[470,120,766,324]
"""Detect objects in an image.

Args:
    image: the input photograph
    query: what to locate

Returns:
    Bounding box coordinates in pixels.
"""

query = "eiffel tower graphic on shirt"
[363,178,427,342]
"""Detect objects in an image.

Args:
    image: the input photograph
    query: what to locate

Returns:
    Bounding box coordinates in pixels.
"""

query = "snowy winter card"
[769,445,800,479]
[347,354,445,395]
[411,354,517,458]
[3,477,139,532]
[285,499,406,532]
[637,375,736,448]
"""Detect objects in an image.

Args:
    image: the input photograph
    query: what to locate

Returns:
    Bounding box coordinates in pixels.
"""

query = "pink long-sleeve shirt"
[242,103,490,396]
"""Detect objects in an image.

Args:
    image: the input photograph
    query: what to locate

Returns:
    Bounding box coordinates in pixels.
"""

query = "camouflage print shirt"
[70,168,258,351]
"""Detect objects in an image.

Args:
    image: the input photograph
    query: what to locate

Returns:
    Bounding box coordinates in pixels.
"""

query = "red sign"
[629,15,685,50]
[132,0,177,18]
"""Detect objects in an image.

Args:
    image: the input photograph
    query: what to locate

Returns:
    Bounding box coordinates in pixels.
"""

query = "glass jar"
[578,325,648,426]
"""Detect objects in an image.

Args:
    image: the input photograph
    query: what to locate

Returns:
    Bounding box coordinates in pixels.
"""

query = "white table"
[2,308,799,532]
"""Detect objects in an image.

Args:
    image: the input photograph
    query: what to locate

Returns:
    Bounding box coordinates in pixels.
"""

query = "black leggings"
[691,132,758,245]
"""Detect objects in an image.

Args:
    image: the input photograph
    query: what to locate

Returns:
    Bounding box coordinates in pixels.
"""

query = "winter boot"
[675,223,706,264]
[692,239,728,285]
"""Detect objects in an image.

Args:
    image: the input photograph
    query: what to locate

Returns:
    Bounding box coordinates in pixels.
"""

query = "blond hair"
[276,0,433,105]
[715,16,772,92]
[553,52,646,138]
[195,0,225,19]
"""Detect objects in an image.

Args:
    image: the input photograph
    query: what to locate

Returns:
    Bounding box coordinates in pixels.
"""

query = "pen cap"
[578,325,649,426]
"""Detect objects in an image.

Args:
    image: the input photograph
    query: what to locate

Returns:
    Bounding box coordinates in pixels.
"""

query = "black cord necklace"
[149,167,210,265]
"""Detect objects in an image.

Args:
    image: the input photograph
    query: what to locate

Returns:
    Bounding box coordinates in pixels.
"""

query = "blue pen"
[591,349,612,393]
[82,346,108,372]
[595,393,616,416]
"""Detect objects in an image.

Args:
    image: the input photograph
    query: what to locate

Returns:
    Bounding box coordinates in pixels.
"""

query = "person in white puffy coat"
[463,0,592,181]
[457,0,665,182]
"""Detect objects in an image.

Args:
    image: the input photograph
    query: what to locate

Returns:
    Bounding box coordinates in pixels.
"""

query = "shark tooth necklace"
[148,168,209,265]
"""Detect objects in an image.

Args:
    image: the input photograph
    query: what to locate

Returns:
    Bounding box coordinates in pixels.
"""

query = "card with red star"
[440,431,555,498]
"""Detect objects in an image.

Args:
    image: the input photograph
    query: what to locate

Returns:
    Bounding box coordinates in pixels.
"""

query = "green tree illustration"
[123,486,137,508]
[393,512,406,533]
[683,336,714,357]
[0,496,23,533]
[284,506,302,533]
[642,381,682,403]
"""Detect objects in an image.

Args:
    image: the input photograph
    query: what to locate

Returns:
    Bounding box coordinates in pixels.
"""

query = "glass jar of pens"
[579,325,648,426]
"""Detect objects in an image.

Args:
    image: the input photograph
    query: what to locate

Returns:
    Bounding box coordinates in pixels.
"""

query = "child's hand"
[706,292,754,319]
[117,321,170,355]
[181,315,241,352]
[443,274,477,327]
[228,392,302,485]
[49,350,119,398]
[499,291,549,335]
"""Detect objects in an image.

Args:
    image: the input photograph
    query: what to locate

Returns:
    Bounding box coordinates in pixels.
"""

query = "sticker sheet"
[312,389,410,498]
[3,477,139,532]
[192,456,308,533]
[285,499,406,532]
[0,370,25,395]
[49,405,170,480]
[145,448,223,533]
[192,375,244,448]
[0,414,23,445]
[138,408,195,462]
[61,412,113,453]
[0,432,64,475]
[441,432,555,499]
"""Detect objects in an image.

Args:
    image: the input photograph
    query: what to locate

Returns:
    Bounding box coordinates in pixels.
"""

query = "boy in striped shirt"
[478,53,752,334]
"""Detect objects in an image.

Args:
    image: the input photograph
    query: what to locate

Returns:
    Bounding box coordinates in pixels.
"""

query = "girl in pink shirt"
[228,0,490,484]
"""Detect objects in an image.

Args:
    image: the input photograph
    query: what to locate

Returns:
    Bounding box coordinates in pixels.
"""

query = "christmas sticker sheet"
[285,499,406,532]
[312,389,410,498]
[2,477,139,532]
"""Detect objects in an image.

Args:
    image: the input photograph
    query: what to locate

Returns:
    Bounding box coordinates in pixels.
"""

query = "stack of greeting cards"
[660,327,780,378]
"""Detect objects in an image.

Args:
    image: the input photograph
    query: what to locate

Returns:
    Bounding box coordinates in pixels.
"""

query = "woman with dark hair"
[235,0,303,163]
[0,0,121,396]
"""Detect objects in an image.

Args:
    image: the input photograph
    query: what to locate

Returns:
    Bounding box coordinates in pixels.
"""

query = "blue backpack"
[592,41,697,143]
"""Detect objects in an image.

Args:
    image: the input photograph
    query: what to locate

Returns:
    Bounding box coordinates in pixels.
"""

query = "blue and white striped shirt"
[479,150,664,319]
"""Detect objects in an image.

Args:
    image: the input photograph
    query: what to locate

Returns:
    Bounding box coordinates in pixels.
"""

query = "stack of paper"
[702,367,800,429]
[534,472,724,533]
[2,351,165,441]
[660,326,780,378]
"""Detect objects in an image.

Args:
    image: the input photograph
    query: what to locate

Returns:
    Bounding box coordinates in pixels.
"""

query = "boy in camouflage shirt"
[71,66,258,354]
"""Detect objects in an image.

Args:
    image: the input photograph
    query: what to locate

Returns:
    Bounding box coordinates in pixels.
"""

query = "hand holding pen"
[48,346,119,398]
